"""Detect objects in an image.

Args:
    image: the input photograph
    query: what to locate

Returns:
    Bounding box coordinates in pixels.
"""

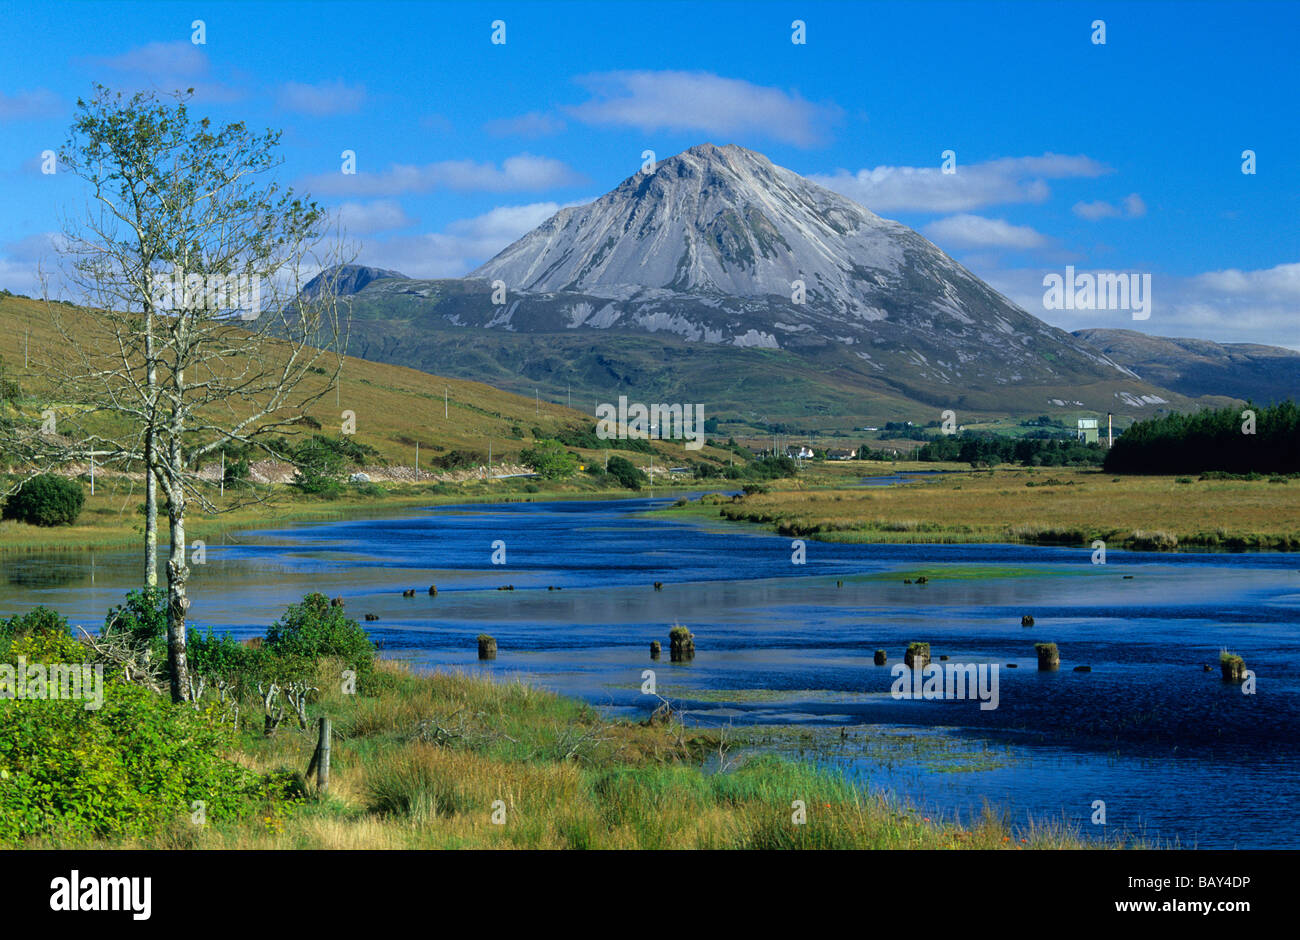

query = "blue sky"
[1,0,1297,345]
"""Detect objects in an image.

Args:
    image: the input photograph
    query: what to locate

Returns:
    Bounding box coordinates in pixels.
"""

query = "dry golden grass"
[0,294,729,553]
[682,467,1300,549]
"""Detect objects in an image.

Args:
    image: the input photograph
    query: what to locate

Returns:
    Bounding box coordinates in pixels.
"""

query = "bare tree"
[6,86,351,702]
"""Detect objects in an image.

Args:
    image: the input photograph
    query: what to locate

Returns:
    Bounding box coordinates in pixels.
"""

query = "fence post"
[307,717,331,795]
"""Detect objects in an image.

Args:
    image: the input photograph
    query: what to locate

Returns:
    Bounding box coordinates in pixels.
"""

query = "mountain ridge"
[302,144,1221,424]
[1073,328,1300,404]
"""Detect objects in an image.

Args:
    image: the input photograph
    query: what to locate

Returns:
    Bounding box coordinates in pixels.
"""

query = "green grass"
[17,659,1104,849]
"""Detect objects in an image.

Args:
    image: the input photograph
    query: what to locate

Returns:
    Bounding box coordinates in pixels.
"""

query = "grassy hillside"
[0,293,733,470]
[0,293,739,552]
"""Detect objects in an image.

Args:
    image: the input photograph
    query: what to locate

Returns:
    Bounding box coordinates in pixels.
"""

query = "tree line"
[1104,401,1300,474]
[915,433,1105,468]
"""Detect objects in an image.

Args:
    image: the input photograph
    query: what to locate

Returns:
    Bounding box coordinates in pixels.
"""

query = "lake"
[4,490,1298,848]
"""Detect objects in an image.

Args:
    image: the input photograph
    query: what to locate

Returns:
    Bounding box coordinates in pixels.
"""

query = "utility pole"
[220,452,225,498]
[415,441,419,478]
[24,328,28,369]
[89,453,94,496]
[1107,412,1114,449]
[567,384,571,409]
[445,386,448,419]
[535,388,539,416]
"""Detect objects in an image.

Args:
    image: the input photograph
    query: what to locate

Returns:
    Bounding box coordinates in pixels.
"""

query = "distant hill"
[1073,329,1300,404]
[0,293,728,473]
[298,264,407,300]
[308,143,1201,427]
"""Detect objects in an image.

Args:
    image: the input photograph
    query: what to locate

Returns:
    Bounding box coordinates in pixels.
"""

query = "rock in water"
[669,625,695,662]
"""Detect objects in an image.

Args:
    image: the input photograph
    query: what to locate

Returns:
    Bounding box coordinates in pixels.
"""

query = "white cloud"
[304,154,586,197]
[566,71,842,148]
[0,89,61,121]
[810,153,1111,213]
[97,40,209,77]
[334,200,415,235]
[484,111,565,138]
[89,40,242,103]
[356,200,587,278]
[0,232,66,297]
[277,80,366,116]
[1073,192,1146,220]
[1192,262,1300,298]
[924,214,1047,250]
[1072,200,1121,221]
[980,260,1300,349]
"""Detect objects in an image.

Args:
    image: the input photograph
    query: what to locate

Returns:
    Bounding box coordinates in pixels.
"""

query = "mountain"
[1073,329,1300,404]
[300,264,407,300]
[315,144,1201,426]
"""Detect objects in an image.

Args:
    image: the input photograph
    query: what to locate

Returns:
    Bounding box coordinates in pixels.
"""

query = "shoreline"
[0,479,710,555]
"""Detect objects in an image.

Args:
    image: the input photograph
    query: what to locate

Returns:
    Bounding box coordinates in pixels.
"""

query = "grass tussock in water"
[28,660,1100,850]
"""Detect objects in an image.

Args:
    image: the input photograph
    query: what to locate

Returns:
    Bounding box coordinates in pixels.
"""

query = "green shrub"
[187,626,251,690]
[519,439,578,480]
[0,618,290,844]
[2,605,69,640]
[265,593,376,684]
[0,678,287,844]
[606,455,647,490]
[430,449,485,471]
[103,588,168,662]
[290,436,347,495]
[2,474,85,526]
[1,606,70,659]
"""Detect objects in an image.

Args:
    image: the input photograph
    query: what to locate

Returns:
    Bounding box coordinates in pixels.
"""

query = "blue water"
[5,492,1298,848]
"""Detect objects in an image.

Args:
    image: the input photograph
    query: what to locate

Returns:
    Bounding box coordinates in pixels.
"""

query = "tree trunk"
[165,484,190,703]
[144,451,158,588]
[144,307,158,588]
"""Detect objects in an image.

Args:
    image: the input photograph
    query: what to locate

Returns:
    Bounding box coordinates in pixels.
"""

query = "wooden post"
[307,716,331,795]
